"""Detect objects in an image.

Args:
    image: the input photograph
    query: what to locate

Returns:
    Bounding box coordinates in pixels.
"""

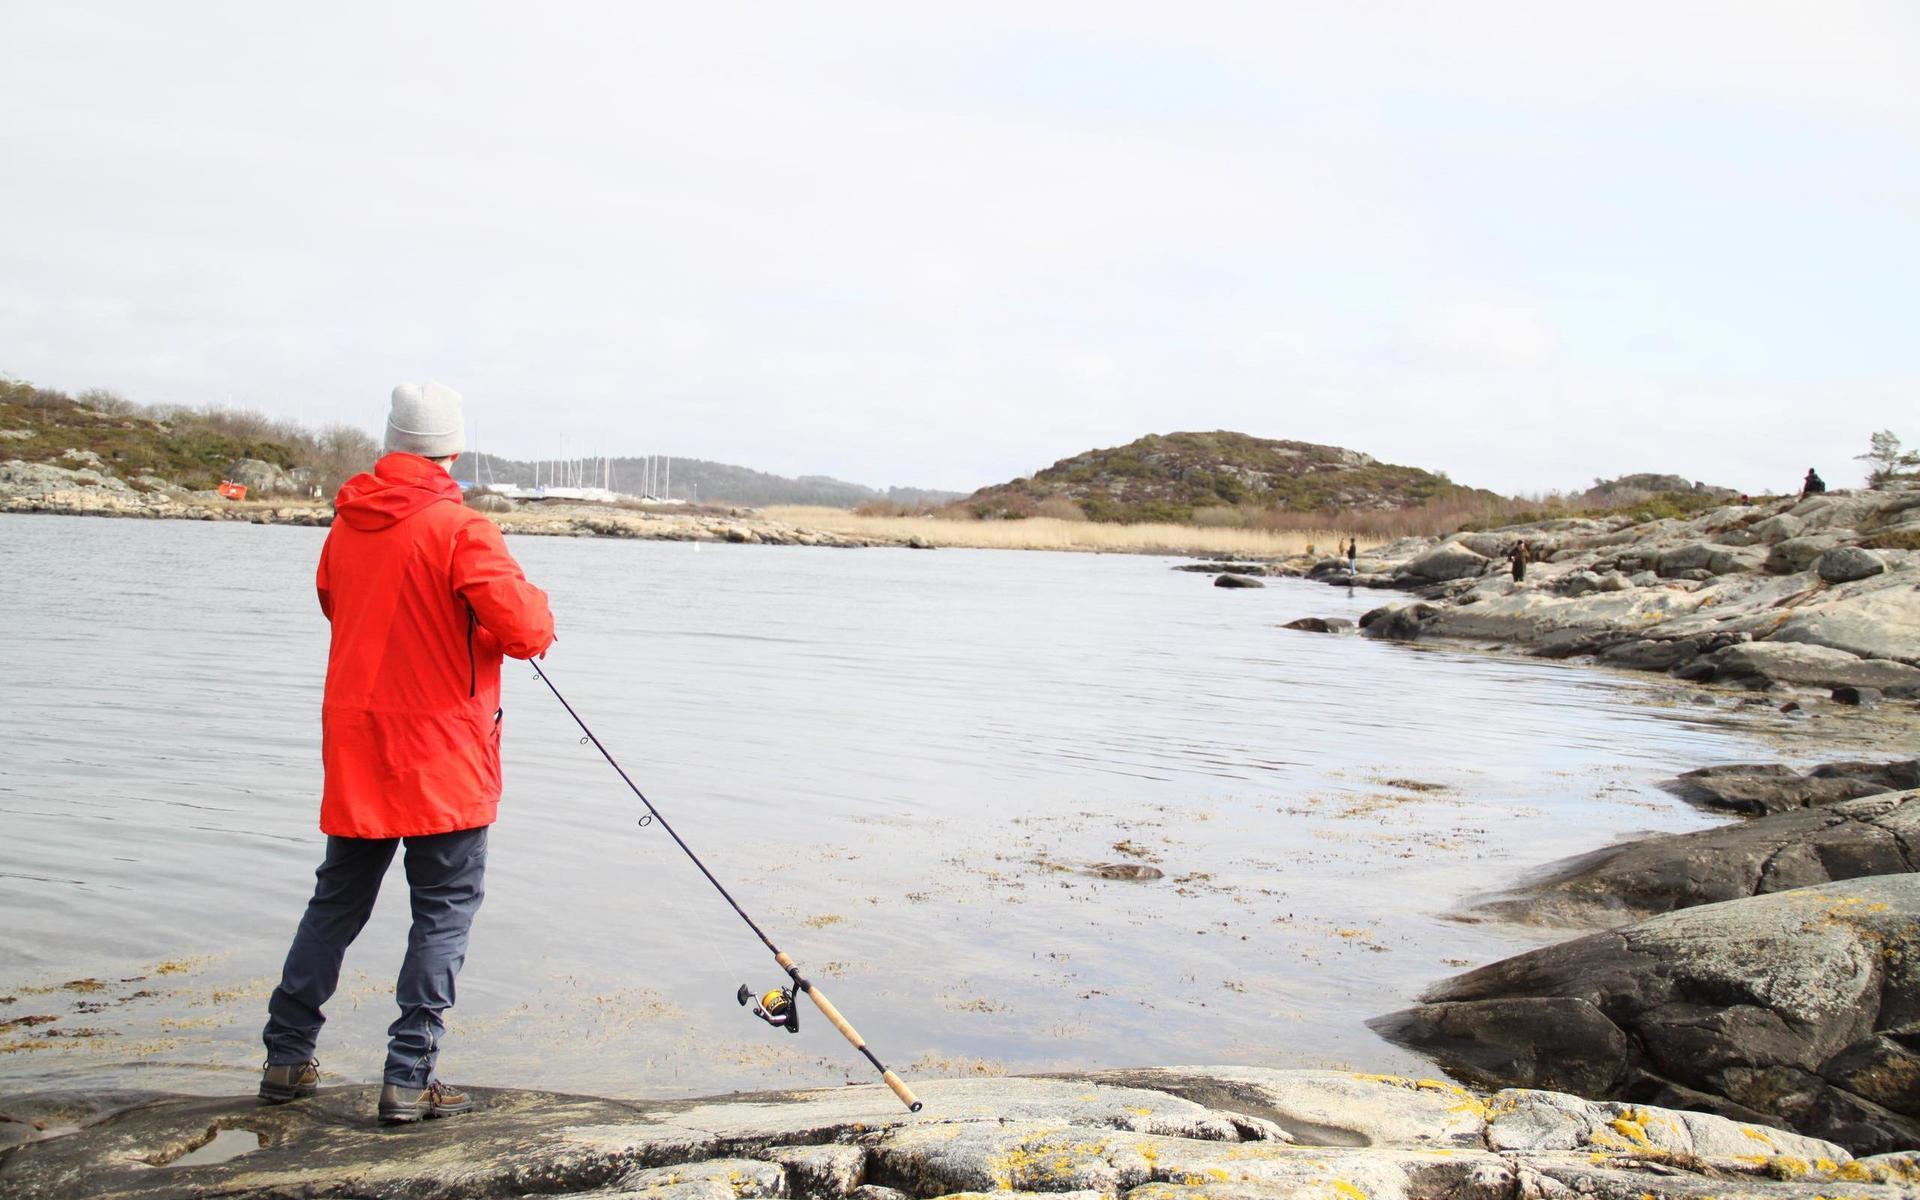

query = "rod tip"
[910,1102,923,1113]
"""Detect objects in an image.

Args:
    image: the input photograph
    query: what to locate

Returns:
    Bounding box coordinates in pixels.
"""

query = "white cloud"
[1407,299,1558,368]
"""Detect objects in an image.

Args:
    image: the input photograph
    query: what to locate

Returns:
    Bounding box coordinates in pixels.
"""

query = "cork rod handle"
[777,953,923,1112]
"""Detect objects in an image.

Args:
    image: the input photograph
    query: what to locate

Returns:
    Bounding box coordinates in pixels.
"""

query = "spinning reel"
[737,983,799,1033]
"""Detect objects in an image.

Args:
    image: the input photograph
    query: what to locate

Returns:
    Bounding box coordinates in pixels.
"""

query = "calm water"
[0,515,1784,1101]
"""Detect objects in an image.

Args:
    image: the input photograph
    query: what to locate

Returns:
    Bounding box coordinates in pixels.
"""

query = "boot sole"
[258,1083,318,1104]
[379,1101,474,1124]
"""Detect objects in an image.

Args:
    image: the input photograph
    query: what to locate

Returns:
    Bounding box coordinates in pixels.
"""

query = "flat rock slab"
[1712,642,1920,691]
[1473,790,1920,926]
[4,1069,1910,1199]
[1375,875,1920,1156]
[1663,759,1917,816]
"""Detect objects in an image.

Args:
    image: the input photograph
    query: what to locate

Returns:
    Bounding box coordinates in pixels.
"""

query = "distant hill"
[958,431,1489,523]
[0,376,375,493]
[1582,473,1737,501]
[1,376,961,508]
[461,452,962,509]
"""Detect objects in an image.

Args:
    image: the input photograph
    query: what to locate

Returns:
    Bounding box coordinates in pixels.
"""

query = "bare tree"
[76,387,138,416]
[1856,430,1920,489]
[309,424,380,494]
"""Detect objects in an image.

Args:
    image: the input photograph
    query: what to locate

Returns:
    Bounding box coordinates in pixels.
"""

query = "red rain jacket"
[317,453,555,838]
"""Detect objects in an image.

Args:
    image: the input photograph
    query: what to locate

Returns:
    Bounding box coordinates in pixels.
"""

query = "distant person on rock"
[1346,538,1358,574]
[1802,468,1826,497]
[1508,539,1531,583]
[259,382,555,1125]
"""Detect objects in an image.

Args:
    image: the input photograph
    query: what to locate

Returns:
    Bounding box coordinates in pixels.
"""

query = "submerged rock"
[1374,874,1920,1155]
[1213,573,1264,588]
[1083,862,1165,881]
[1360,603,1440,642]
[1175,562,1266,575]
[1280,617,1354,633]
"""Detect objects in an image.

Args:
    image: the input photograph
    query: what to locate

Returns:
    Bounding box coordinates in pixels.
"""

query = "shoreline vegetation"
[764,506,1365,556]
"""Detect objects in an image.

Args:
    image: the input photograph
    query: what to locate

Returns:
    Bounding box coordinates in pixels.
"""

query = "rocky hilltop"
[960,432,1487,523]
[5,1066,1918,1199]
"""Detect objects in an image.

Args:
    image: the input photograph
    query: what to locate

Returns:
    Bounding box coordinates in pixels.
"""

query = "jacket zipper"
[466,604,478,698]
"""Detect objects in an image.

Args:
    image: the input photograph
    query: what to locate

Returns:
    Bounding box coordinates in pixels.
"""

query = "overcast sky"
[3,3,1915,496]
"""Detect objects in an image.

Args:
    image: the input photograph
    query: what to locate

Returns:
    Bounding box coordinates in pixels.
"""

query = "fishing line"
[529,659,923,1113]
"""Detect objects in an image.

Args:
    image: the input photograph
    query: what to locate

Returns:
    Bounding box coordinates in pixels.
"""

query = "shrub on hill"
[0,376,377,493]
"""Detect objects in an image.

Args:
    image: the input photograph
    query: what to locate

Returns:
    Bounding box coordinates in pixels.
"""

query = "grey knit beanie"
[385,382,466,458]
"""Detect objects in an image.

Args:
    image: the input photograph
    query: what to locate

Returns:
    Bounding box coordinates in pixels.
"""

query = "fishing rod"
[529,659,923,1113]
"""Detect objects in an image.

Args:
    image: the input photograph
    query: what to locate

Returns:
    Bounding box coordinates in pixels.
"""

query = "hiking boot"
[378,1080,475,1124]
[258,1059,320,1103]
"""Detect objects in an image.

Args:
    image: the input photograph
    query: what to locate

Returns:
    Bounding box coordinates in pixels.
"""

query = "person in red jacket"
[259,382,554,1124]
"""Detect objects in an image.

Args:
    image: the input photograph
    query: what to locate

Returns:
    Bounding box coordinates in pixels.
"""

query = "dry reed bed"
[766,506,1367,556]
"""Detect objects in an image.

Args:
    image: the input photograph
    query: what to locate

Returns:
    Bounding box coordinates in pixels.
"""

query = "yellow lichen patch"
[986,1132,1112,1191]
[1739,1126,1778,1147]
[1765,1155,1812,1180]
[1484,1094,1521,1119]
[1833,1158,1920,1184]
[1332,1180,1369,1200]
[1607,1112,1653,1148]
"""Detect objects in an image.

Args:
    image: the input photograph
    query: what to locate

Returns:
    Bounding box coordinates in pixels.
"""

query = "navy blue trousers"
[262,826,488,1087]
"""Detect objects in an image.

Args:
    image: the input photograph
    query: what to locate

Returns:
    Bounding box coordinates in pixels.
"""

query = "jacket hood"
[333,453,464,530]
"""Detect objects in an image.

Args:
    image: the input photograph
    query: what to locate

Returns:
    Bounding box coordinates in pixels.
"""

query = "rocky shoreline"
[1295,486,1919,704]
[1197,492,1920,1163]
[5,1066,1918,1199]
[0,458,909,548]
